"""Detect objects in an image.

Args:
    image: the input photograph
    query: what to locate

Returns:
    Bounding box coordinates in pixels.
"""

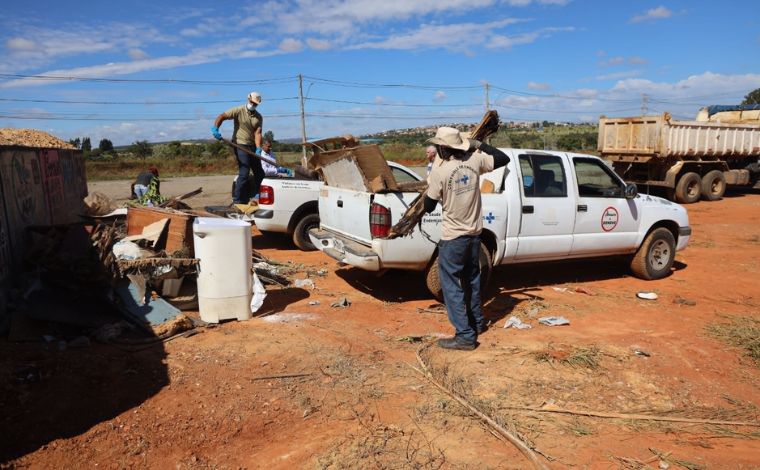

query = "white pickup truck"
[309,149,692,299]
[253,161,422,251]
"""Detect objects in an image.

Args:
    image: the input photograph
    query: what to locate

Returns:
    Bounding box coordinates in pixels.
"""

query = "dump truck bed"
[598,113,760,161]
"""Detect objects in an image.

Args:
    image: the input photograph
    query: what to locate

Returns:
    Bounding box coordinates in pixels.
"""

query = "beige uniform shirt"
[223,105,263,146]
[426,151,494,240]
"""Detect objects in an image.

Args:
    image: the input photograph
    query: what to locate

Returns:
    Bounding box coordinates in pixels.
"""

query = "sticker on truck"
[601,206,619,232]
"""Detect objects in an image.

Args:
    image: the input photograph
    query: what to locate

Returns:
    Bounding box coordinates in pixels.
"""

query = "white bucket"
[193,217,253,323]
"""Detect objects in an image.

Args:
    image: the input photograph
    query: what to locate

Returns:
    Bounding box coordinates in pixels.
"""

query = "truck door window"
[391,167,419,184]
[573,158,623,197]
[519,154,567,197]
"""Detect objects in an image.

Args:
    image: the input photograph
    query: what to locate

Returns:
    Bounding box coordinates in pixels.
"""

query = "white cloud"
[278,38,303,52]
[6,37,37,51]
[433,91,447,102]
[528,81,550,90]
[630,6,673,23]
[595,70,641,81]
[306,38,332,50]
[128,48,149,60]
[598,56,624,67]
[628,56,648,65]
[347,20,571,52]
[0,23,174,74]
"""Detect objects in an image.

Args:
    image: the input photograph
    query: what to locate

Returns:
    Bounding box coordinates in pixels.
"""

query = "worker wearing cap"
[212,92,264,204]
[423,127,510,350]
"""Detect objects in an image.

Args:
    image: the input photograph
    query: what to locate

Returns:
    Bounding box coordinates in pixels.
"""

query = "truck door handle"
[577,205,588,212]
[522,205,534,214]
[337,200,343,208]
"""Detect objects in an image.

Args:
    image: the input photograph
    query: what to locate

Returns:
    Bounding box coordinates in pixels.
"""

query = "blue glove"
[211,126,222,140]
[255,147,262,156]
[277,166,289,173]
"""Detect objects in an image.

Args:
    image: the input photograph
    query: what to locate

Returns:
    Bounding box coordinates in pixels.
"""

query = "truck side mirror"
[624,183,638,199]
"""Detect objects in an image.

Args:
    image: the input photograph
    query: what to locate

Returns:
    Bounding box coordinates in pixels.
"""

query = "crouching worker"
[423,127,509,351]
[132,166,160,204]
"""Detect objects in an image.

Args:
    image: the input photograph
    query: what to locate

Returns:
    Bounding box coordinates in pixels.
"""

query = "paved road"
[88,166,427,209]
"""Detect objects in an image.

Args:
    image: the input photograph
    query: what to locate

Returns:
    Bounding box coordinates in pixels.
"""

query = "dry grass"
[706,316,760,366]
[533,345,601,370]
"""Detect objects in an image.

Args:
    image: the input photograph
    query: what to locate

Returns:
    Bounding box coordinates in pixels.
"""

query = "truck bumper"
[309,228,380,271]
[677,226,691,251]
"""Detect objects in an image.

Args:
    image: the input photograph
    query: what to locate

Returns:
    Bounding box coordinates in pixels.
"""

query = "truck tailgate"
[318,186,373,244]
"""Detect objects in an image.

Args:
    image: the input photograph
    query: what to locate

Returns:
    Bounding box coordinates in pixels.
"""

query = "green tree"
[81,137,92,152]
[129,140,153,160]
[741,88,760,105]
[98,138,114,153]
[264,130,275,143]
[68,137,81,149]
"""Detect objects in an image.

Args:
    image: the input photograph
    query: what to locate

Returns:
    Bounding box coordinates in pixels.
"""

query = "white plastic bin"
[193,217,253,323]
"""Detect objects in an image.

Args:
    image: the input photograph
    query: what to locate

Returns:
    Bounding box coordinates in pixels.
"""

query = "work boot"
[477,323,488,335]
[437,337,476,351]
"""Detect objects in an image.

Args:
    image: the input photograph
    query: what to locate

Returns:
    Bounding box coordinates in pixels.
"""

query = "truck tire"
[425,242,493,302]
[700,170,726,201]
[292,213,320,251]
[674,172,701,204]
[630,227,676,280]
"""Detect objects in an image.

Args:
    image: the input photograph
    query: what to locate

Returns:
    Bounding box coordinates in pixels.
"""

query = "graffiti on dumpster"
[42,150,65,221]
[10,154,38,225]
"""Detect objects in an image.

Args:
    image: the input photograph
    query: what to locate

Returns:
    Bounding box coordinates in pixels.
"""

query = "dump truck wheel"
[292,213,320,251]
[630,227,676,280]
[700,170,726,201]
[425,243,492,302]
[674,172,701,204]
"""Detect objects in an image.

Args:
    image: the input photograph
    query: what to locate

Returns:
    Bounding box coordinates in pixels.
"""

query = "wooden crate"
[126,206,195,256]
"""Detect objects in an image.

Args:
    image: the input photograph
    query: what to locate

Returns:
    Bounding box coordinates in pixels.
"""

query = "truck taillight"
[259,185,274,205]
[370,203,391,238]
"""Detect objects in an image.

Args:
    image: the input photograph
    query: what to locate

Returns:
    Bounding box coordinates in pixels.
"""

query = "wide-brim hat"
[247,92,262,104]
[427,126,470,151]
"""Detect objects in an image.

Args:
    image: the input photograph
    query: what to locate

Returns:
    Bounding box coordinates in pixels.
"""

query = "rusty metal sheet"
[0,149,51,263]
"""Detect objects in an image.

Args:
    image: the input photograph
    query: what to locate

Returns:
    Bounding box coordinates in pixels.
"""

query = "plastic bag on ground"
[250,272,267,313]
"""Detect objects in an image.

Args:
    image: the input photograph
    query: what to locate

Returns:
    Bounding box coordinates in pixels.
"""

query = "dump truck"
[598,110,760,203]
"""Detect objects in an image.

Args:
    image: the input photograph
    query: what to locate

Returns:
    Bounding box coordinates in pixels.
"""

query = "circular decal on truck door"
[601,206,619,232]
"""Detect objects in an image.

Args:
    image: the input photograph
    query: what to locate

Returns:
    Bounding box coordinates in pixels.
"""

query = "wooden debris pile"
[0,128,76,149]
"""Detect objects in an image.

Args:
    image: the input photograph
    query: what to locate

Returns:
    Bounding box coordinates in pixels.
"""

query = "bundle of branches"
[387,110,500,239]
[116,257,199,278]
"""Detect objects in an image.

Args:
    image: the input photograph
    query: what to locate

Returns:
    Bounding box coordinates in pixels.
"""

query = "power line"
[305,97,478,107]
[0,73,298,85]
[303,75,482,91]
[0,97,298,105]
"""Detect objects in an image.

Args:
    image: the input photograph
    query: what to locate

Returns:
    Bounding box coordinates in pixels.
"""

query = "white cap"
[247,92,262,104]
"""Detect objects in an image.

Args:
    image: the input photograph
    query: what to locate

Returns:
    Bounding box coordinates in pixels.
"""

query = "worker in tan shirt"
[212,92,264,204]
[424,127,510,350]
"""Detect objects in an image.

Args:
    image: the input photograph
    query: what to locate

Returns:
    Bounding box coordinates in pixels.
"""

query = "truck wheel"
[425,243,493,302]
[292,213,320,251]
[630,227,676,280]
[700,170,726,200]
[674,172,701,204]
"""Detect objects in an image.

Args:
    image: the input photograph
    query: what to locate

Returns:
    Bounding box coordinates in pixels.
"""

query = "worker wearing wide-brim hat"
[212,92,265,204]
[423,126,510,350]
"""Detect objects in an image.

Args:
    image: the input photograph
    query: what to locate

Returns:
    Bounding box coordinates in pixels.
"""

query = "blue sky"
[1,0,758,146]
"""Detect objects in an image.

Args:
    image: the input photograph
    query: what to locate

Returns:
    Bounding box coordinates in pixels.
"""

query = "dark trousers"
[438,234,483,345]
[233,145,265,204]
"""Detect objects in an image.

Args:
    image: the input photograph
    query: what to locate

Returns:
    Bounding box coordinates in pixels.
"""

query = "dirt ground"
[2,186,759,469]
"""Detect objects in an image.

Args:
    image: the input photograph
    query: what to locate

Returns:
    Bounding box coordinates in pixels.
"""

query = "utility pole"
[641,93,649,115]
[484,82,490,112]
[298,74,307,165]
